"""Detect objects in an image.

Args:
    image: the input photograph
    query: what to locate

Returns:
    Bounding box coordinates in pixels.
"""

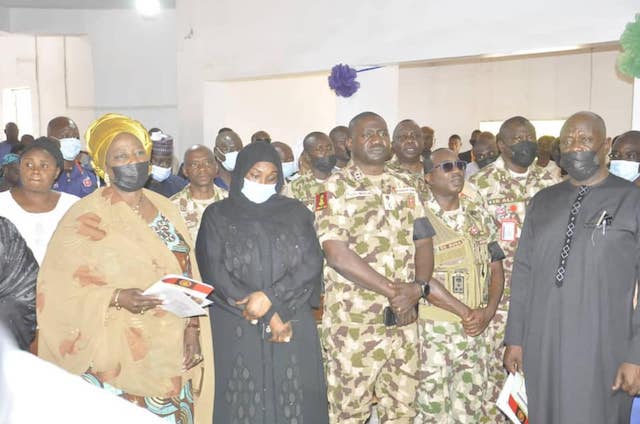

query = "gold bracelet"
[114,289,122,311]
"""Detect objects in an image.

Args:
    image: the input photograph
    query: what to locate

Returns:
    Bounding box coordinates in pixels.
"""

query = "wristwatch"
[416,280,430,299]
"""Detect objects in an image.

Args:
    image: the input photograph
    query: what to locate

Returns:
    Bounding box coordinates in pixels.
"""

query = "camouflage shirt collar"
[493,156,548,186]
[388,158,422,174]
[427,194,470,234]
[182,183,219,202]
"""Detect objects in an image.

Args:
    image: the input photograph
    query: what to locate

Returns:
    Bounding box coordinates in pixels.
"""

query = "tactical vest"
[420,207,492,322]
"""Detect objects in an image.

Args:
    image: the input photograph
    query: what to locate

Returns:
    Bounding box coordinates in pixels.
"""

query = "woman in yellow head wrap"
[37,114,214,423]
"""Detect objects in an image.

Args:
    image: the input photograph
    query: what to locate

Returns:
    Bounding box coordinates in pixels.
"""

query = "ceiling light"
[136,0,162,17]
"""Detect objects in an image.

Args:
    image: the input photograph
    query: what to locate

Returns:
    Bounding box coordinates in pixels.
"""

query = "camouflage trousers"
[322,323,419,424]
[415,319,490,424]
[484,309,508,423]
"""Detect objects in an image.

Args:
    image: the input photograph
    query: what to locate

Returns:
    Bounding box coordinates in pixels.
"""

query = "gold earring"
[104,173,111,186]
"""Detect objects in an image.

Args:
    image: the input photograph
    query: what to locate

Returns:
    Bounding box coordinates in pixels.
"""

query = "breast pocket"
[582,208,635,253]
[583,208,633,231]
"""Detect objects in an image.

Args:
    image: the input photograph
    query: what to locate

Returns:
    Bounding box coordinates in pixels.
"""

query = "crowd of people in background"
[0,111,639,424]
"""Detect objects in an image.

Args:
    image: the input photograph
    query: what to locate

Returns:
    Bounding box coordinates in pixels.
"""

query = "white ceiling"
[0,0,174,9]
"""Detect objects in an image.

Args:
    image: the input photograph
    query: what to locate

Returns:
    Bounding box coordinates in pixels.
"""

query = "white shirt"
[0,190,79,264]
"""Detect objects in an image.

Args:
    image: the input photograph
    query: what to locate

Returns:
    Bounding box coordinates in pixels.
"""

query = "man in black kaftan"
[504,112,640,423]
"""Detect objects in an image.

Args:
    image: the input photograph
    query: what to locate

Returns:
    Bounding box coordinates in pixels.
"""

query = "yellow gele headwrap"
[85,113,152,180]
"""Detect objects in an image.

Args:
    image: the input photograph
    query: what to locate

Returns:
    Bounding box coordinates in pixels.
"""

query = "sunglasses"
[432,160,466,173]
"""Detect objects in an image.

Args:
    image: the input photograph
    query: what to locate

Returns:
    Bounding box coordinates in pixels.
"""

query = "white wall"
[398,48,634,149]
[178,0,638,151]
[0,8,9,31]
[3,2,636,155]
[0,33,95,140]
[35,36,96,139]
[336,65,400,132]
[203,73,337,155]
[6,7,178,146]
[0,33,36,132]
[200,47,633,161]
[188,0,638,80]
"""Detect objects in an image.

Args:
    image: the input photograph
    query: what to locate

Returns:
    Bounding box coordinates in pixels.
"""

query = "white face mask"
[241,178,276,204]
[151,164,172,182]
[59,137,82,161]
[610,160,640,182]
[219,150,239,172]
[281,161,296,179]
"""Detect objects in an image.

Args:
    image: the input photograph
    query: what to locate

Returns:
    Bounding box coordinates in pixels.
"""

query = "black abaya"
[196,142,328,424]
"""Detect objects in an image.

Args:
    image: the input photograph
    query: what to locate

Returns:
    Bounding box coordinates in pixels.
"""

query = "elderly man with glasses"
[171,145,227,241]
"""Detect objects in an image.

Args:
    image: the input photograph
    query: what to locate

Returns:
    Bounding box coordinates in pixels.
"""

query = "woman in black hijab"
[196,142,328,424]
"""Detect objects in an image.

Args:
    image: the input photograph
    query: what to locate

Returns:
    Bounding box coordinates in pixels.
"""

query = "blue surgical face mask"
[609,160,640,182]
[217,149,238,172]
[281,161,296,179]
[59,137,82,161]
[151,164,172,182]
[241,178,276,204]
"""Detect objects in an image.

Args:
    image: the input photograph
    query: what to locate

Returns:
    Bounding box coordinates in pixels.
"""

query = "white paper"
[143,275,213,318]
[496,372,528,424]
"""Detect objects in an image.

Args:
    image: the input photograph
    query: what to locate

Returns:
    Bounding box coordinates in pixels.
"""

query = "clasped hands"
[237,291,292,343]
[386,282,493,334]
[461,306,493,337]
[387,282,422,326]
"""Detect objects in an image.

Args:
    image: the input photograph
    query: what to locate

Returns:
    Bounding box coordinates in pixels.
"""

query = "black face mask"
[507,140,538,168]
[559,151,600,181]
[111,161,150,192]
[476,155,498,169]
[312,155,337,173]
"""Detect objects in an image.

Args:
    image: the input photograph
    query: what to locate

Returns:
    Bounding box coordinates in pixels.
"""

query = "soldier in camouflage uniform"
[317,112,467,424]
[389,119,425,176]
[285,131,337,213]
[170,145,227,241]
[388,119,431,204]
[285,131,339,324]
[467,116,561,422]
[329,125,351,171]
[416,149,505,423]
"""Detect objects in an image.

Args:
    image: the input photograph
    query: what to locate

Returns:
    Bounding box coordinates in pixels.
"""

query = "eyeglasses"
[186,159,215,170]
[432,160,466,173]
[609,151,639,161]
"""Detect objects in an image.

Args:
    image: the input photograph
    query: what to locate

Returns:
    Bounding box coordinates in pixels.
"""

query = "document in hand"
[496,372,528,424]
[143,274,214,318]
